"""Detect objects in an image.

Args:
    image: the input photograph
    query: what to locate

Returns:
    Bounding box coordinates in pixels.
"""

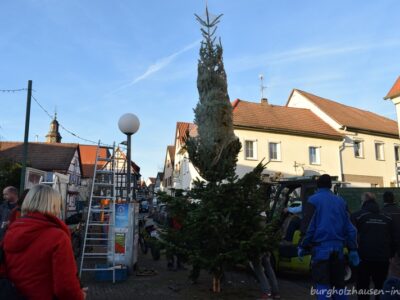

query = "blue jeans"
[251,253,279,295]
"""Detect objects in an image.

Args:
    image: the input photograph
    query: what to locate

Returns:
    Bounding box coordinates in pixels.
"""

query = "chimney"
[261,98,268,104]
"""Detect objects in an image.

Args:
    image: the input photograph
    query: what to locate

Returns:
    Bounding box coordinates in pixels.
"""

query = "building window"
[244,140,257,160]
[395,145,400,162]
[375,143,385,161]
[309,146,320,165]
[354,140,364,158]
[269,142,281,161]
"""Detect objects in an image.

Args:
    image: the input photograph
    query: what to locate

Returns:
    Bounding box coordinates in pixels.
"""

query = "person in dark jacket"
[298,174,359,300]
[382,191,400,278]
[3,184,87,300]
[0,186,18,241]
[381,191,400,300]
[351,192,394,300]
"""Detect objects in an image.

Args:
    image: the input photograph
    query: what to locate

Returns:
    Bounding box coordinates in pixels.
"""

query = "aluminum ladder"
[79,141,118,282]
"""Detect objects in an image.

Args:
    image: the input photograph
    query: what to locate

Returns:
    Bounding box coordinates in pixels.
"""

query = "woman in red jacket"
[3,184,87,300]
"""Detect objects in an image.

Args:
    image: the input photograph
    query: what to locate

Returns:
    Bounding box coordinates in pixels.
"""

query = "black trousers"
[357,260,389,300]
[312,251,346,288]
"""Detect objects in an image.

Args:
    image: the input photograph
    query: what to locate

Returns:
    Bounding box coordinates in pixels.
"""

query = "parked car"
[139,200,149,213]
[153,204,168,225]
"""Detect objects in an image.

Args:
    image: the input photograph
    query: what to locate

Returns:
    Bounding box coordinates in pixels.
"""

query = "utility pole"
[20,80,32,193]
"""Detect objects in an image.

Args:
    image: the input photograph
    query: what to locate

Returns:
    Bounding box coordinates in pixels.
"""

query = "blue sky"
[1,0,399,180]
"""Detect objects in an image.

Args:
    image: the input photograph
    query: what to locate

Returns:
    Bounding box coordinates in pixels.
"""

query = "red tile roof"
[0,142,79,172]
[176,122,198,144]
[115,148,141,174]
[168,145,175,159]
[79,145,109,178]
[232,99,343,140]
[384,76,400,100]
[294,89,398,137]
[167,145,176,164]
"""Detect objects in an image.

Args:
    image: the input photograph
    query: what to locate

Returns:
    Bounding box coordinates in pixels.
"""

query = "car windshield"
[270,184,302,219]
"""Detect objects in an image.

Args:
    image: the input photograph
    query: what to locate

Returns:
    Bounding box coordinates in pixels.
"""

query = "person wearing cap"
[298,174,359,300]
[352,192,395,300]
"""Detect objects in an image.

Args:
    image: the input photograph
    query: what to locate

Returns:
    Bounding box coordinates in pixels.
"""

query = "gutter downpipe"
[339,127,347,182]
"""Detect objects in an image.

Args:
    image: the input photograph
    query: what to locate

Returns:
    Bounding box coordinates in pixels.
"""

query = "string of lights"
[31,93,117,148]
[31,95,54,120]
[0,88,29,93]
[1,87,123,149]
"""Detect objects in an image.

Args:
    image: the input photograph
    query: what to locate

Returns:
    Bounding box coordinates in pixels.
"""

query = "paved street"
[83,250,314,300]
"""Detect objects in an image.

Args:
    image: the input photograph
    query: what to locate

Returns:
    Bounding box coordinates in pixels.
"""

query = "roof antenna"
[259,74,268,104]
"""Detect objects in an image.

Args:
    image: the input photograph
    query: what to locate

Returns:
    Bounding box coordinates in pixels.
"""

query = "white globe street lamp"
[118,113,140,135]
[118,113,140,201]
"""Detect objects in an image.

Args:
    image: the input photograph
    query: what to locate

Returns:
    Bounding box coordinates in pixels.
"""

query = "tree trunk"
[212,274,221,293]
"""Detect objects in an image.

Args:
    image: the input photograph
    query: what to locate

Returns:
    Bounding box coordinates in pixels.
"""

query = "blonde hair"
[21,184,63,217]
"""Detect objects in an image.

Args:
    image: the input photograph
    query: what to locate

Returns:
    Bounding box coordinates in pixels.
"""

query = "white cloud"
[268,72,344,88]
[227,39,400,73]
[107,39,201,96]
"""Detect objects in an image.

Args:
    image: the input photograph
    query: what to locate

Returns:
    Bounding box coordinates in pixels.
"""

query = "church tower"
[45,113,62,143]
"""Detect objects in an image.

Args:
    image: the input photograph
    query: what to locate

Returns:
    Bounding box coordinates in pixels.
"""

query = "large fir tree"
[161,164,281,292]
[186,7,241,183]
[162,8,281,294]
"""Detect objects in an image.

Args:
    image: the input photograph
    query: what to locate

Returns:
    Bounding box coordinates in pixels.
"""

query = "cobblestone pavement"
[82,251,317,300]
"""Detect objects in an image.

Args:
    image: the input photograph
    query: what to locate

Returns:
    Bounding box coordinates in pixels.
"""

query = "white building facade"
[166,85,400,190]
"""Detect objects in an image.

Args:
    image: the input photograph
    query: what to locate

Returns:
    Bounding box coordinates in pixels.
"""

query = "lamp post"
[118,113,140,202]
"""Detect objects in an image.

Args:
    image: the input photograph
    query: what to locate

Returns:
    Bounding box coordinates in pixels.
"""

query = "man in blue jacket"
[298,174,359,300]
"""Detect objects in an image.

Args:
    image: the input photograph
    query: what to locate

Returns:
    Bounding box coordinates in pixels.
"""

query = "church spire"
[45,113,62,143]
